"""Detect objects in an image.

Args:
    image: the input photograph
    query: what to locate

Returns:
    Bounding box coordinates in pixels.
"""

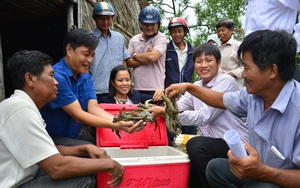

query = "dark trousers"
[206,158,281,188]
[18,168,95,188]
[167,127,197,147]
[181,126,197,135]
[51,136,95,146]
[186,136,229,188]
[167,128,176,146]
[51,136,95,159]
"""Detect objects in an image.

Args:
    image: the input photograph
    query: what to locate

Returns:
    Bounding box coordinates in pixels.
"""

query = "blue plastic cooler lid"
[96,104,168,148]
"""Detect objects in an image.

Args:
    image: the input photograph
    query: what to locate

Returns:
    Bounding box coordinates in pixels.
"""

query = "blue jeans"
[206,158,281,188]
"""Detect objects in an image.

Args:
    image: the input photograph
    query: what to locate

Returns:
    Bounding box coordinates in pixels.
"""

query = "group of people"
[1,1,300,188]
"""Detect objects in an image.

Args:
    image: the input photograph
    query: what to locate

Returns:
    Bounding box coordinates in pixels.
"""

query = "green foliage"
[296,52,300,67]
[149,0,194,43]
[149,0,246,47]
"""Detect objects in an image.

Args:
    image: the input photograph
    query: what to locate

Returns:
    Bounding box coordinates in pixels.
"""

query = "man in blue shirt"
[41,28,143,146]
[89,2,131,103]
[2,50,124,187]
[165,30,300,187]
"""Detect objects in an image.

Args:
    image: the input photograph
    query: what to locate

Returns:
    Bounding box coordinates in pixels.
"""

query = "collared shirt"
[90,28,130,94]
[223,80,300,169]
[219,37,244,89]
[128,32,167,91]
[0,90,58,187]
[173,40,188,72]
[177,73,249,142]
[40,58,97,139]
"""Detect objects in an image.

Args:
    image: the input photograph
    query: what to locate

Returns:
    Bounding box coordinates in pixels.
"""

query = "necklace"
[114,96,128,104]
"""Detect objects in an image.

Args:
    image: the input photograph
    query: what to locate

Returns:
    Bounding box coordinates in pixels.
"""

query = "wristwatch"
[132,52,138,59]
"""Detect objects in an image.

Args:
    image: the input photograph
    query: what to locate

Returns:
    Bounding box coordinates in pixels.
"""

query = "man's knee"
[206,158,227,180]
[74,175,96,188]
[186,136,199,152]
[244,180,281,188]
[84,175,96,188]
[186,137,214,157]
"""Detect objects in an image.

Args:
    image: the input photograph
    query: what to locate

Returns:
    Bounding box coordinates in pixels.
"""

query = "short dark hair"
[238,30,296,81]
[193,43,221,63]
[216,18,234,30]
[108,65,133,98]
[62,28,99,55]
[7,50,53,89]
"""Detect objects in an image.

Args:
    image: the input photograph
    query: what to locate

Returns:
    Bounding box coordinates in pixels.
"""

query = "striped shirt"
[90,28,130,94]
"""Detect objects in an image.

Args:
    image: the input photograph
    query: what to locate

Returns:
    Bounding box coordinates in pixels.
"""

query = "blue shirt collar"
[271,80,294,113]
[61,57,87,83]
[93,28,111,38]
[61,58,74,78]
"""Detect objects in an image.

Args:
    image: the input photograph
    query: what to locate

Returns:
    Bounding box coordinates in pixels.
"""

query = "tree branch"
[161,3,173,9]
[164,10,175,15]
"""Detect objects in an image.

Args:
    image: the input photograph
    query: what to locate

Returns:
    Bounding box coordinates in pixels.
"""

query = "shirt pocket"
[265,147,289,168]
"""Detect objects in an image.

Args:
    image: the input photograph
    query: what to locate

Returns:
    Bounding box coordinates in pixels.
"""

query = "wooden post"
[78,0,82,28]
[0,32,5,102]
[67,2,75,31]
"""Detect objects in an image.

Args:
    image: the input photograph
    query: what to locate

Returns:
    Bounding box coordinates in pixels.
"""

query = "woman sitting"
[101,65,162,104]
